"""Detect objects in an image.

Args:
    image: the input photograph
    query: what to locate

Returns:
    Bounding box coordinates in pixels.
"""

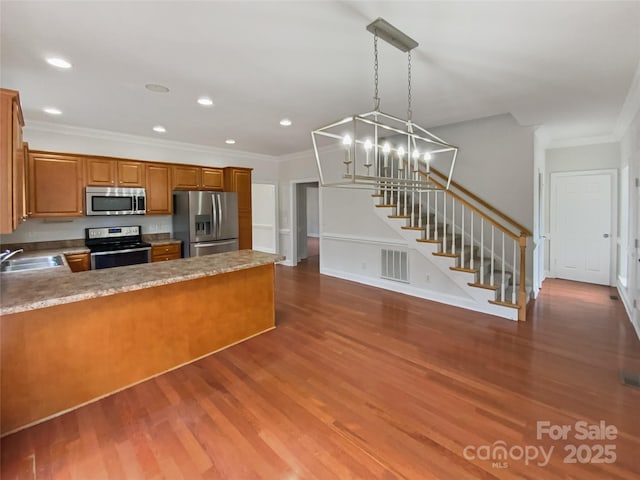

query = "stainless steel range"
[85,225,151,270]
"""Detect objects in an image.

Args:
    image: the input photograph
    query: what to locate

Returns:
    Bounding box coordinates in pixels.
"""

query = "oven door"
[91,247,151,270]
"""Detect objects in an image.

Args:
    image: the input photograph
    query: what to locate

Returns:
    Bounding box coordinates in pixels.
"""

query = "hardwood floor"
[2,261,640,479]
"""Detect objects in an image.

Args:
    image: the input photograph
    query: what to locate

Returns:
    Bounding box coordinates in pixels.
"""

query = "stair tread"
[375,204,396,208]
[468,282,500,291]
[388,215,411,219]
[401,226,425,231]
[416,238,441,244]
[450,266,478,274]
[488,299,519,309]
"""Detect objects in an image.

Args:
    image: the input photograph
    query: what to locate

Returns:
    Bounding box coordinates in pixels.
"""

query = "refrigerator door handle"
[211,194,218,240]
[217,194,223,238]
[194,240,237,248]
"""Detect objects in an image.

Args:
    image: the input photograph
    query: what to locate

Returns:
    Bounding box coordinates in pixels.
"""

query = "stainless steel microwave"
[85,186,146,216]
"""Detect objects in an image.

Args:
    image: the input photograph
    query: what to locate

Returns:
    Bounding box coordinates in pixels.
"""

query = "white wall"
[0,122,279,244]
[430,113,535,230]
[252,183,277,254]
[618,108,640,339]
[544,142,620,277]
[532,129,548,295]
[306,186,319,237]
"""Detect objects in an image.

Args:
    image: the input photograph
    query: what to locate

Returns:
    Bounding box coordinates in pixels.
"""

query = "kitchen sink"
[1,255,64,273]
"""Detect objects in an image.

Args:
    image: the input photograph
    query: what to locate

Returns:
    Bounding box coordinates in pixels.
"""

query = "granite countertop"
[0,250,284,316]
[148,239,181,246]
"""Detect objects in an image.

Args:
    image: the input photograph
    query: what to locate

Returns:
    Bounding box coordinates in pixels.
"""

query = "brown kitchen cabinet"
[28,151,85,217]
[86,157,145,187]
[202,167,224,190]
[65,252,90,272]
[172,165,200,190]
[0,89,26,233]
[151,243,181,262]
[224,167,252,249]
[85,157,116,186]
[145,163,172,214]
[173,165,224,191]
[117,160,145,187]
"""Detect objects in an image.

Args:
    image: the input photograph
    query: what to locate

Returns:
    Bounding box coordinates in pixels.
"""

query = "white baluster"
[432,191,437,241]
[442,192,447,251]
[418,183,422,228]
[512,239,517,304]
[451,196,456,254]
[490,227,495,286]
[501,232,506,302]
[470,212,475,271]
[396,159,401,214]
[480,219,484,283]
[461,204,465,268]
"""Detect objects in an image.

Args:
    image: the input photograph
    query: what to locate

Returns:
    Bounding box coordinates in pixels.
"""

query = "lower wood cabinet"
[65,253,90,272]
[151,243,181,262]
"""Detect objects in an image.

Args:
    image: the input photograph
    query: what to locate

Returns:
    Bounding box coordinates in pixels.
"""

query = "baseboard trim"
[617,281,640,341]
[320,267,518,321]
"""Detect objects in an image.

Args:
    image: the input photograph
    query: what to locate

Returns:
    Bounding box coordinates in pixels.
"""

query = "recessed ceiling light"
[197,97,214,107]
[279,118,292,127]
[46,57,72,69]
[43,107,62,115]
[152,125,166,133]
[225,139,236,145]
[145,83,170,93]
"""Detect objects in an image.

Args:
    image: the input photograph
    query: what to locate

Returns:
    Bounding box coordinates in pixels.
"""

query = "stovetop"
[85,225,151,253]
[87,241,152,253]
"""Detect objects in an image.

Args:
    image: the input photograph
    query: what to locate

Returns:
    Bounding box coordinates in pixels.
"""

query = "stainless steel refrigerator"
[172,191,239,257]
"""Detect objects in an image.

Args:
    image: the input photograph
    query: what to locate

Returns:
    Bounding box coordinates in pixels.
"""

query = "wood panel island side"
[0,250,283,435]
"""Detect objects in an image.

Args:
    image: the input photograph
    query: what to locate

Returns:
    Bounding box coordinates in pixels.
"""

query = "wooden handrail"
[427,174,521,241]
[428,167,532,237]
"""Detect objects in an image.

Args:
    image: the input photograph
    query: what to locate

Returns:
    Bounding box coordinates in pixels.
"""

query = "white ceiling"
[1,1,639,156]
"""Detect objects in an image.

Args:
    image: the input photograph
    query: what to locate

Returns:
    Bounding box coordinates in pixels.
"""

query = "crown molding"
[24,121,278,163]
[546,133,619,150]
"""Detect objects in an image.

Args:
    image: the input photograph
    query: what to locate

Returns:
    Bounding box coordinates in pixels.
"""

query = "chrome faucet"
[0,248,24,264]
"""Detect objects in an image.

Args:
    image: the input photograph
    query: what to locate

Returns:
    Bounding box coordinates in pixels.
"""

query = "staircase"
[371,167,532,321]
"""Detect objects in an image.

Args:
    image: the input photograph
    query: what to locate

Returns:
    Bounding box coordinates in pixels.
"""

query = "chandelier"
[312,18,458,192]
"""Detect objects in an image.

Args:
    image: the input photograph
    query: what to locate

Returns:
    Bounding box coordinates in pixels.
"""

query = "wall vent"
[381,248,409,283]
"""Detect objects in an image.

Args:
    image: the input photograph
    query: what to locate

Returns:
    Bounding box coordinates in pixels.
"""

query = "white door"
[550,171,613,285]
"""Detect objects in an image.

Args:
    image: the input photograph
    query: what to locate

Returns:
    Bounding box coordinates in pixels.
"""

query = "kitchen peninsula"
[0,250,283,435]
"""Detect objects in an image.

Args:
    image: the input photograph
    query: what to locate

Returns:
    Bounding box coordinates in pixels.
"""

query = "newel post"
[518,234,527,321]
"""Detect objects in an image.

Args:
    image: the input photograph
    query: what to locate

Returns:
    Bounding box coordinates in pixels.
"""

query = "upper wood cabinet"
[117,160,145,187]
[172,165,200,190]
[145,163,172,215]
[202,168,224,190]
[172,165,224,191]
[224,167,253,249]
[86,157,145,187]
[86,157,116,186]
[29,152,85,217]
[0,89,26,233]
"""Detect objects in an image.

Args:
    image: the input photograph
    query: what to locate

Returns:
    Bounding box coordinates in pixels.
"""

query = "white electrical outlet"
[361,262,367,270]
[426,273,430,282]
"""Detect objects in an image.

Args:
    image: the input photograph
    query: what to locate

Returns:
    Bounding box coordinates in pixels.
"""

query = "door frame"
[289,178,321,267]
[549,169,617,286]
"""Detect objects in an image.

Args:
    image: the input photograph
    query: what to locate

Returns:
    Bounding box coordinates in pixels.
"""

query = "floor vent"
[381,248,409,283]
[621,370,640,388]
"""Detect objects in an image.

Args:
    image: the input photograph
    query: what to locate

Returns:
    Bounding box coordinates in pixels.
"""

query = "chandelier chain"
[373,31,380,111]
[407,50,412,121]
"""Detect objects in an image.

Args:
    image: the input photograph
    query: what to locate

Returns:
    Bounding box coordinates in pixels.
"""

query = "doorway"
[292,181,320,267]
[549,170,616,285]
